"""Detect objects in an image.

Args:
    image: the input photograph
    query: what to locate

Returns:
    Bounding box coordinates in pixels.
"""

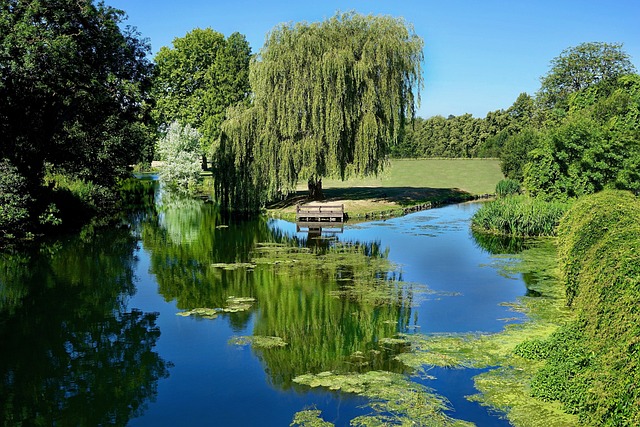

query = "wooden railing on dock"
[296,204,344,223]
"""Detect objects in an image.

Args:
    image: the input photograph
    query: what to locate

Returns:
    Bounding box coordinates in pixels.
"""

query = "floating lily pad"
[229,335,288,348]
[176,307,220,319]
[211,262,256,270]
[177,296,256,319]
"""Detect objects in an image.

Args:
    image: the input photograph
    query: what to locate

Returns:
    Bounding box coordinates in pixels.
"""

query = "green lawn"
[270,158,504,219]
[318,158,503,195]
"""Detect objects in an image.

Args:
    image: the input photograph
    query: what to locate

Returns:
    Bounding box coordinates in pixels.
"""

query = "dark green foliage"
[495,179,521,198]
[500,127,540,181]
[0,0,154,187]
[0,159,31,238]
[528,322,591,411]
[513,338,551,361]
[0,0,155,238]
[471,196,569,237]
[390,93,536,160]
[529,190,640,425]
[521,46,640,199]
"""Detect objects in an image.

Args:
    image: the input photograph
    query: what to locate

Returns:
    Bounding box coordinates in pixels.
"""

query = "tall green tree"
[537,42,636,111]
[151,29,251,168]
[216,12,423,208]
[0,0,154,189]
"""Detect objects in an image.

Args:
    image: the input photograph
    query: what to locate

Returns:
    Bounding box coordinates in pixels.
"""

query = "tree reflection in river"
[141,187,415,388]
[0,228,170,426]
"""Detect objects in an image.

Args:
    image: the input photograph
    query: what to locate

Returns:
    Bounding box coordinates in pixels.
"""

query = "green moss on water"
[293,371,473,427]
[386,240,580,427]
[211,262,256,270]
[176,296,256,318]
[229,335,288,348]
[290,409,334,427]
[469,367,578,427]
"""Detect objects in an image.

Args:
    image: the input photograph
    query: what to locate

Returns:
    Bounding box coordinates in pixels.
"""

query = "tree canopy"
[0,0,154,188]
[151,28,251,166]
[537,42,636,110]
[215,12,424,210]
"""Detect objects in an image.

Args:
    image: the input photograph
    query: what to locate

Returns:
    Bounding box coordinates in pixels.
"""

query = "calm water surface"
[0,185,529,426]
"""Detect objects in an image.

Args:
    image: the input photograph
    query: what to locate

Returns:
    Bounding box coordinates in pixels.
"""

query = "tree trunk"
[201,154,208,170]
[307,178,324,200]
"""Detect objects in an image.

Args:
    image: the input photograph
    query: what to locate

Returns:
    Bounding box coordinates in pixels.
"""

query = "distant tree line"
[391,91,535,159]
[396,42,639,202]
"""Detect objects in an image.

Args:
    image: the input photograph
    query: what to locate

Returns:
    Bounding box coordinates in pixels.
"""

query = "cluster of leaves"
[156,122,203,192]
[525,74,640,198]
[0,159,31,238]
[517,190,640,425]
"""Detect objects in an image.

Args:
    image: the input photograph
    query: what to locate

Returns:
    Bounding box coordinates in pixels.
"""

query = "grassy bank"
[267,158,503,220]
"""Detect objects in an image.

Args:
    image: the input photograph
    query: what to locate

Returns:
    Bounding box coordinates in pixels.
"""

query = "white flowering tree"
[157,122,202,192]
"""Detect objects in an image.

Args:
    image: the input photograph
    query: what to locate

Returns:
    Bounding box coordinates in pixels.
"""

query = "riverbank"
[266,158,503,221]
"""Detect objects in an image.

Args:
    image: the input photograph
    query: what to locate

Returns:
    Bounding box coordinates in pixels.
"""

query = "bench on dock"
[296,204,345,223]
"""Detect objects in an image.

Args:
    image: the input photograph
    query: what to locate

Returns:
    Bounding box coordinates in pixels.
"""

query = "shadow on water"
[0,226,170,426]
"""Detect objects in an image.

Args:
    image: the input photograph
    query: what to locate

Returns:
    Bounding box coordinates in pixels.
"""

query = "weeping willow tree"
[214,12,424,211]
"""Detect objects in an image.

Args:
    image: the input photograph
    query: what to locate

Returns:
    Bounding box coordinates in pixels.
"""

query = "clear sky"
[107,0,640,119]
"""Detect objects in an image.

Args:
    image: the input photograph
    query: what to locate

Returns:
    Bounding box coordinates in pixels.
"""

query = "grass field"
[318,158,502,194]
[268,158,504,220]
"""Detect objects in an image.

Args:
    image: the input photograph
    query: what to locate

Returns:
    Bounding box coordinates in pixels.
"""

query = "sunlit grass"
[269,158,504,220]
[319,158,503,195]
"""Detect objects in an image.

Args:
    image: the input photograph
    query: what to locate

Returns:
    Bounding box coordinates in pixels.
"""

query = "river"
[0,181,538,426]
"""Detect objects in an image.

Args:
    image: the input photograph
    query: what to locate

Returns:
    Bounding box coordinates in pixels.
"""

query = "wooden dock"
[296,204,345,223]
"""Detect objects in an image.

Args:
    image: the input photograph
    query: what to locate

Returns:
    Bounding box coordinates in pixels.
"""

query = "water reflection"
[0,228,170,426]
[471,229,527,255]
[140,186,414,388]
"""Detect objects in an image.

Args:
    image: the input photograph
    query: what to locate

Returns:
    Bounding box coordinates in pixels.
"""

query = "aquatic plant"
[229,335,288,349]
[495,178,521,198]
[471,196,570,236]
[176,296,256,319]
[290,409,333,427]
[293,371,473,426]
[388,241,579,426]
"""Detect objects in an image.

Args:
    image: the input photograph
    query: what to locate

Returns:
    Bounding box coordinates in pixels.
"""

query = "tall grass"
[471,195,570,237]
[495,179,521,198]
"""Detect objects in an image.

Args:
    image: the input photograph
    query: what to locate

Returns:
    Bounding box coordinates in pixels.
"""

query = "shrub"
[157,121,202,193]
[0,159,31,238]
[471,195,570,237]
[529,190,640,425]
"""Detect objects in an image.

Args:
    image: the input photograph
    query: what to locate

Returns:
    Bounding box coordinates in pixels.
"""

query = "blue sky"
[107,0,640,119]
